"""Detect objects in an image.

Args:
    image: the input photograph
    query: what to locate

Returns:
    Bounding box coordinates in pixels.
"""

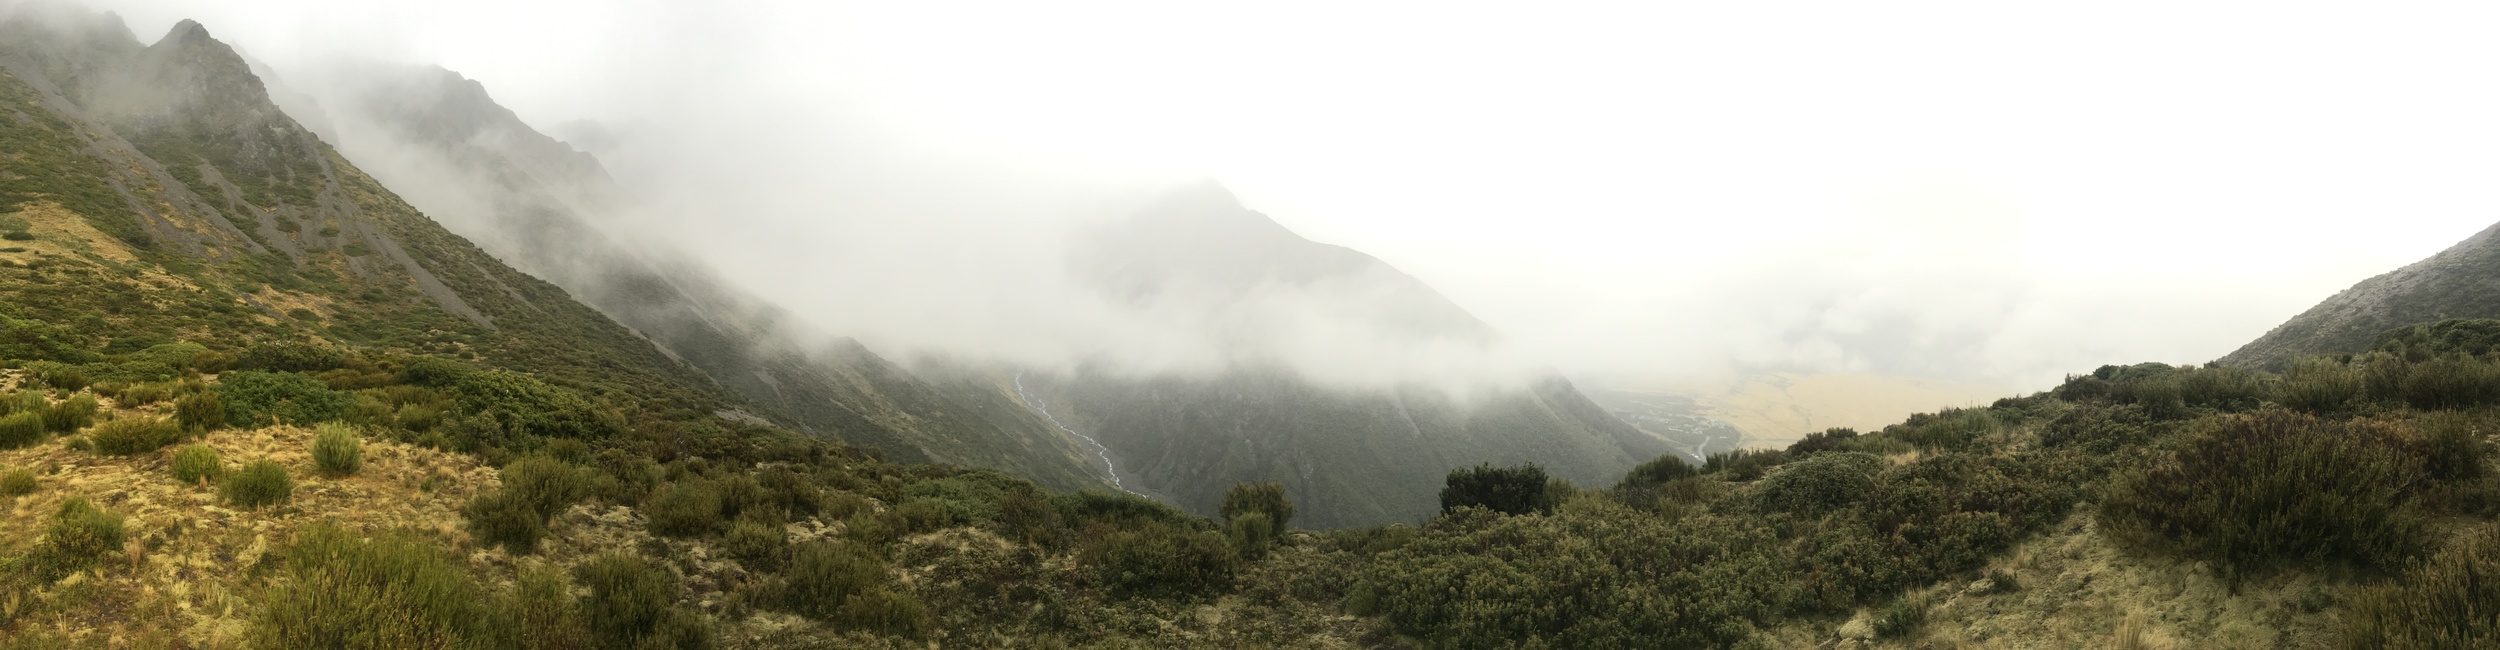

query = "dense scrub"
[2098,409,2432,577]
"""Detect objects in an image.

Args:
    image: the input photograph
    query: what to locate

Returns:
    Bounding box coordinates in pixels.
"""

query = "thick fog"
[75,0,2500,393]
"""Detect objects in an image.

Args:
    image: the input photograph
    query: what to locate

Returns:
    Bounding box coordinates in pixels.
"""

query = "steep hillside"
[2221,220,2500,369]
[0,9,1372,648]
[933,187,1673,528]
[254,61,1112,493]
[0,12,716,413]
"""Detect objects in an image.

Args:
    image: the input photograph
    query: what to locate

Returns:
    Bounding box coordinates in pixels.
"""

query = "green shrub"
[2099,409,2427,578]
[0,467,35,495]
[171,444,222,485]
[1702,448,1787,481]
[34,364,87,391]
[645,480,724,538]
[887,498,956,536]
[223,459,295,508]
[716,474,766,522]
[248,524,497,649]
[1440,463,1560,516]
[778,541,886,620]
[218,371,355,427]
[1219,481,1295,531]
[393,403,441,433]
[576,553,704,649]
[502,455,590,518]
[1618,454,1700,488]
[2344,524,2500,648]
[1352,501,1785,649]
[1227,511,1277,560]
[91,416,182,456]
[2377,319,2500,358]
[175,391,225,432]
[400,356,480,387]
[723,518,790,572]
[1754,452,1885,516]
[448,369,614,440]
[500,563,592,650]
[0,390,42,416]
[133,341,226,373]
[2177,365,2275,411]
[1083,520,1237,598]
[115,381,176,406]
[41,394,95,433]
[1053,488,1201,530]
[463,491,547,554]
[2038,404,2157,455]
[1894,408,2000,450]
[310,423,362,476]
[0,411,42,449]
[38,497,124,579]
[2415,412,2490,482]
[755,465,822,518]
[994,487,1064,546]
[1873,594,1930,638]
[2283,357,2363,414]
[236,341,347,372]
[2403,356,2500,410]
[838,589,932,639]
[2362,352,2414,403]
[1785,428,1861,457]
[342,395,394,429]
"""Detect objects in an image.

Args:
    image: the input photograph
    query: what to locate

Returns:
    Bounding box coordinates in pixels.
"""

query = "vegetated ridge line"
[1013,372,1134,494]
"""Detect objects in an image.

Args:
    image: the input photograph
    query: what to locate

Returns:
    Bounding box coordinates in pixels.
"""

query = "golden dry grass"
[1655,372,2009,448]
[0,423,496,648]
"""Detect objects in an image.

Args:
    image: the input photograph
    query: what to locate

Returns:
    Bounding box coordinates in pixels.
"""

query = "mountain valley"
[0,6,2497,650]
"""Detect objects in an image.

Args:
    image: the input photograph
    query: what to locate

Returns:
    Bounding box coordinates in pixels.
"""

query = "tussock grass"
[89,416,181,456]
[170,444,222,485]
[0,466,35,495]
[310,422,362,476]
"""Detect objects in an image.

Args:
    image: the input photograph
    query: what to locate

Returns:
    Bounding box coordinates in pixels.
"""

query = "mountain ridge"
[2220,220,2500,369]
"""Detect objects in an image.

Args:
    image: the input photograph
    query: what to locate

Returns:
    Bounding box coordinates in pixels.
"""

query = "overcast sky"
[92,0,2500,391]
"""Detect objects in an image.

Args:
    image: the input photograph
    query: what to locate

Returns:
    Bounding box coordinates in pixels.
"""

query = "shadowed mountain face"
[922,190,1675,528]
[256,59,1115,492]
[2221,221,2500,369]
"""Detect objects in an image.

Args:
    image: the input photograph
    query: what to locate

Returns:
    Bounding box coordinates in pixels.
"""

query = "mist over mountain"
[14,4,2500,648]
[242,51,1665,527]
[246,56,1117,492]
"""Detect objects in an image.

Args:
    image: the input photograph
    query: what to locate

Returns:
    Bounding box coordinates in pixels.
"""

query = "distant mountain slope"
[2221,221,2500,369]
[934,188,1674,528]
[259,61,1113,492]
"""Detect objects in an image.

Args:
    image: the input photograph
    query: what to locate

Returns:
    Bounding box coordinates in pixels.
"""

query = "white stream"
[1013,372,1134,494]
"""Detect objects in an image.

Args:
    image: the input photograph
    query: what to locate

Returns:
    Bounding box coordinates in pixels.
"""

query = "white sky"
[95,0,2500,391]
